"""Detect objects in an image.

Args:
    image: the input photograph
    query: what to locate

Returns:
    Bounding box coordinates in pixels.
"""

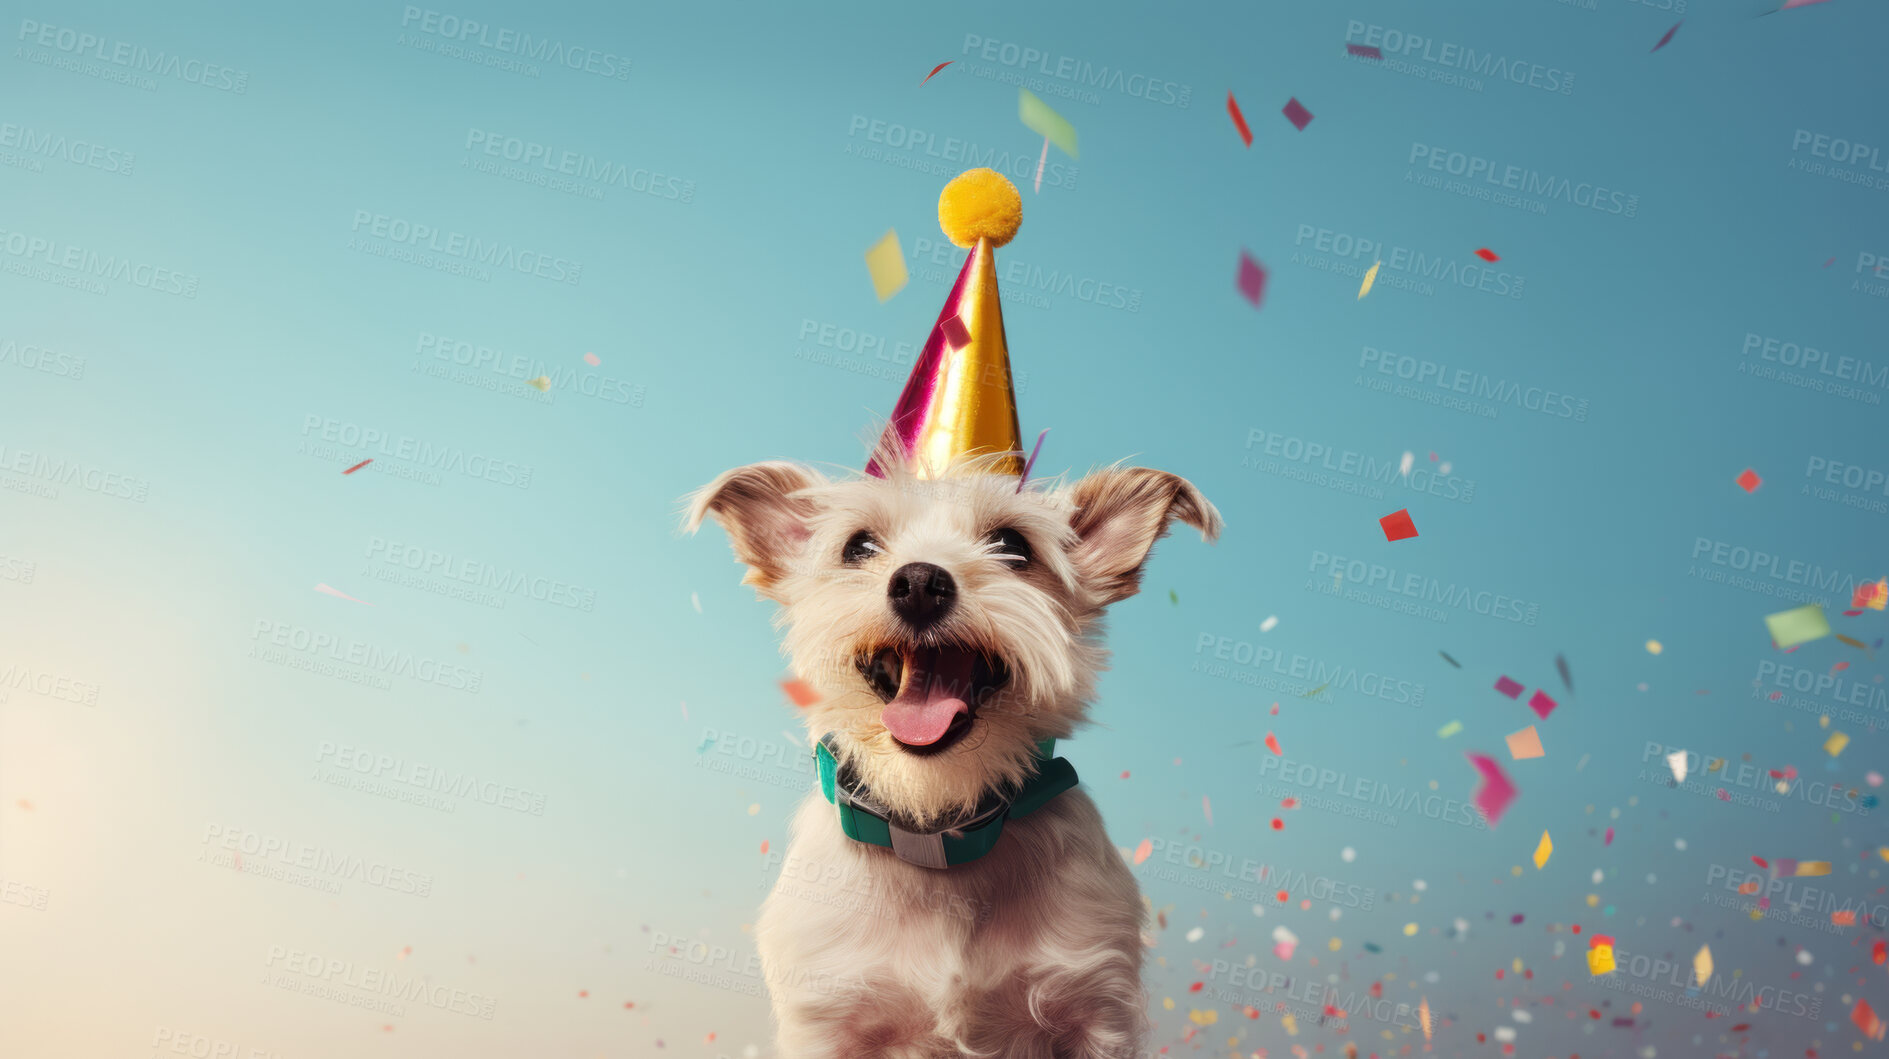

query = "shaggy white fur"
[687,447,1221,1057]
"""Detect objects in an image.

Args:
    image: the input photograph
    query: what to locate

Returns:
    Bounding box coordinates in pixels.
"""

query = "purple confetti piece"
[1346,43,1383,59]
[1652,20,1681,51]
[1016,429,1049,493]
[1281,97,1313,131]
[1236,250,1267,307]
[1495,675,1524,699]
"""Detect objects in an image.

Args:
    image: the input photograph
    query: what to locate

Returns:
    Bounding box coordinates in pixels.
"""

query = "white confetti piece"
[1260,615,1278,633]
[1399,451,1414,477]
[1666,749,1688,784]
[1186,926,1205,942]
[691,592,702,613]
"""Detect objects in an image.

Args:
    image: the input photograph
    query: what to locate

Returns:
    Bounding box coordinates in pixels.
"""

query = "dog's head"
[686,449,1221,828]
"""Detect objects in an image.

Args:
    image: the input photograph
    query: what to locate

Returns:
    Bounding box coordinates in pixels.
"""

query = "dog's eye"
[986,528,1032,567]
[841,530,883,565]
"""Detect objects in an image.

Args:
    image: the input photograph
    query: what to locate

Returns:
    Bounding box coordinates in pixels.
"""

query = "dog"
[688,441,1222,1058]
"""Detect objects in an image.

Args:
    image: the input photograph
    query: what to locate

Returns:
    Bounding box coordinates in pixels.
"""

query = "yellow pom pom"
[938,168,1022,248]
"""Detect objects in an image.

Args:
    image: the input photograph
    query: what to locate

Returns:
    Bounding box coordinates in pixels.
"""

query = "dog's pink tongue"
[881,648,974,746]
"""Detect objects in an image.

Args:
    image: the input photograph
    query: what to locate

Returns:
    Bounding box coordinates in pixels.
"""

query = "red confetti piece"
[1651,21,1681,52]
[1872,939,1885,965]
[342,459,373,475]
[1379,508,1418,541]
[1120,770,1130,779]
[1281,97,1313,131]
[1752,856,1769,867]
[1277,890,1289,902]
[1467,752,1518,826]
[1237,250,1267,308]
[759,840,769,854]
[1736,468,1762,493]
[1265,731,1282,756]
[1529,689,1558,720]
[1227,91,1253,147]
[1280,797,1298,809]
[1346,43,1383,59]
[578,990,589,998]
[1271,818,1284,830]
[1475,248,1500,262]
[1191,981,1206,992]
[920,61,952,84]
[780,679,820,707]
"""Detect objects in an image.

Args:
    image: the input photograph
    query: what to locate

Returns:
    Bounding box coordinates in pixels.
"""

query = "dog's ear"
[1066,467,1222,606]
[685,462,827,596]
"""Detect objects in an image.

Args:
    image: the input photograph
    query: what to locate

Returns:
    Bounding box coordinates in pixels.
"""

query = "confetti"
[1358,260,1381,300]
[1281,97,1313,131]
[526,375,551,392]
[1854,999,1886,1042]
[342,459,373,475]
[1439,651,1462,668]
[1795,860,1831,876]
[1605,826,1614,845]
[1555,653,1574,693]
[1533,830,1553,869]
[1260,615,1278,633]
[1379,508,1418,541]
[1836,633,1867,649]
[1693,945,1713,986]
[1666,749,1689,784]
[920,60,952,84]
[1032,136,1047,193]
[1588,934,1616,975]
[1186,926,1205,943]
[1652,21,1681,51]
[1475,248,1500,262]
[1420,997,1432,1040]
[1227,91,1253,147]
[864,229,908,302]
[1203,795,1214,827]
[1467,752,1518,826]
[1265,731,1283,755]
[1438,720,1463,738]
[313,583,374,606]
[583,352,601,366]
[1346,43,1384,59]
[1399,451,1415,477]
[1169,589,1179,605]
[1528,689,1558,720]
[1133,838,1153,865]
[1765,603,1831,648]
[1825,731,1849,756]
[1736,468,1762,493]
[690,592,702,614]
[1019,88,1078,159]
[1646,639,1663,655]
[940,314,972,351]
[1494,675,1524,699]
[780,679,820,707]
[1506,725,1544,760]
[1236,249,1267,307]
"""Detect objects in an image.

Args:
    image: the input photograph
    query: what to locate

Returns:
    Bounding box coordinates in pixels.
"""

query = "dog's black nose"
[888,562,955,629]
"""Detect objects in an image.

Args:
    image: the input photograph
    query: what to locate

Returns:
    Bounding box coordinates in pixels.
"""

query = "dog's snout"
[888,562,956,628]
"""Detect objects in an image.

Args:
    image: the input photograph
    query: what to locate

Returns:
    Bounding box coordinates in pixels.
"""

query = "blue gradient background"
[3,1,1886,1056]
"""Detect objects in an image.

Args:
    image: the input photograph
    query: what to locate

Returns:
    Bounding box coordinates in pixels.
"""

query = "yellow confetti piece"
[1420,997,1432,1041]
[864,229,908,302]
[1513,957,1524,974]
[1588,945,1615,975]
[1533,830,1553,869]
[1796,861,1831,876]
[1358,260,1381,300]
[526,375,551,392]
[1163,996,1175,1011]
[1403,922,1418,936]
[1019,88,1079,160]
[746,803,760,815]
[1826,732,1850,756]
[1282,1013,1298,1036]
[1189,1008,1219,1026]
[1871,578,1888,610]
[1586,894,1599,907]
[1329,937,1342,951]
[1694,944,1713,987]
[1437,720,1463,738]
[1646,639,1663,655]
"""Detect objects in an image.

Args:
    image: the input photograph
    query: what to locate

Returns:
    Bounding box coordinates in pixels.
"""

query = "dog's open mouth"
[857,644,1010,756]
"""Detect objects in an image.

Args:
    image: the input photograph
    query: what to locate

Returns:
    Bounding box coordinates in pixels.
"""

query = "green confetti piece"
[1019,88,1079,160]
[1169,589,1179,605]
[1764,603,1831,648]
[1437,720,1463,738]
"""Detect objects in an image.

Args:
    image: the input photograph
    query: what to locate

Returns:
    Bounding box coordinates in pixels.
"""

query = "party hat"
[866,168,1024,479]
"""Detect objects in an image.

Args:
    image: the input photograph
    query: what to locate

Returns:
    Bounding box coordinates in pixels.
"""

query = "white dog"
[689,444,1221,1058]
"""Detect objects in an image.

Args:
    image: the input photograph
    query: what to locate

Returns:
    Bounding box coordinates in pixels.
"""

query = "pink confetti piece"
[314,583,374,606]
[1529,689,1558,720]
[1782,0,1833,7]
[1203,795,1214,827]
[1237,250,1267,307]
[1346,43,1383,59]
[1605,827,1615,846]
[1265,731,1283,756]
[1494,676,1524,699]
[1652,21,1681,51]
[1467,752,1518,826]
[1016,428,1050,493]
[1133,838,1153,865]
[920,60,952,84]
[1281,97,1313,131]
[1033,135,1048,193]
[342,458,373,475]
[583,352,601,366]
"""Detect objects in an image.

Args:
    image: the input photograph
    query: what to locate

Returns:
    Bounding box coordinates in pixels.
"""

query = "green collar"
[814,734,1078,869]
